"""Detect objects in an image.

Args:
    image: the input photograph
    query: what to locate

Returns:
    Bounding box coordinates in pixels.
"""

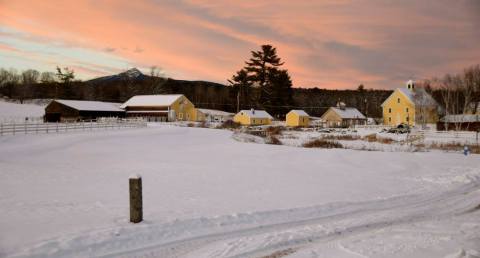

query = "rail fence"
[0,119,147,136]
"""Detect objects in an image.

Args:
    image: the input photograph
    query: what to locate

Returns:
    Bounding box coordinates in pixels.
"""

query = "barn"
[120,94,197,122]
[44,99,125,122]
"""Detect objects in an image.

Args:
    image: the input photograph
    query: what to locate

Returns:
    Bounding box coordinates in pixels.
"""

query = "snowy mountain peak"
[124,68,143,78]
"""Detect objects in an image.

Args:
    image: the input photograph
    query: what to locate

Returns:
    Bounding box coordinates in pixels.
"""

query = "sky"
[1,0,479,89]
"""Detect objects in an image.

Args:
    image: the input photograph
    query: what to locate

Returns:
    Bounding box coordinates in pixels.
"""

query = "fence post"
[56,122,59,133]
[13,122,15,135]
[0,123,2,136]
[24,121,27,134]
[129,175,143,223]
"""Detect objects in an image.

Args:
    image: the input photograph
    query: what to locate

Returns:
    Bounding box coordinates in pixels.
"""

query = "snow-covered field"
[1,125,479,258]
[0,100,45,123]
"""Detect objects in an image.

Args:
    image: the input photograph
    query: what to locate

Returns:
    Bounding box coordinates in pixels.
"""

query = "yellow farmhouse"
[381,80,439,126]
[286,110,310,127]
[233,109,273,125]
[121,94,197,122]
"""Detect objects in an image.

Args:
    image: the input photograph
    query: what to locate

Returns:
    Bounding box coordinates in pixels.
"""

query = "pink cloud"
[1,0,479,89]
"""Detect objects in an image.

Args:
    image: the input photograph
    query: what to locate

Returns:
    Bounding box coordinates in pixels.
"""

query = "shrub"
[266,126,285,136]
[217,120,241,129]
[364,133,377,142]
[429,142,480,154]
[266,135,282,145]
[302,139,343,149]
[323,135,360,141]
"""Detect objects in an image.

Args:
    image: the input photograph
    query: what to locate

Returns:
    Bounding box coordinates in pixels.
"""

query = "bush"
[302,139,343,149]
[363,134,394,144]
[217,120,241,129]
[266,126,285,136]
[266,135,282,145]
[429,142,480,154]
[323,135,360,141]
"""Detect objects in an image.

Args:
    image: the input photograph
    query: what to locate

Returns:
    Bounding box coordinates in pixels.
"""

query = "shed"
[437,114,480,131]
[196,108,234,123]
[44,99,124,122]
[286,110,310,127]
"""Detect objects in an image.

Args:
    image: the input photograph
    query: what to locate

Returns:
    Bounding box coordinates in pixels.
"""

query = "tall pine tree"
[229,44,294,116]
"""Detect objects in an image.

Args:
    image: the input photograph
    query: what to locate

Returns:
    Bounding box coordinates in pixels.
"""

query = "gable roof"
[197,108,234,116]
[53,99,123,112]
[440,114,480,123]
[120,95,183,108]
[381,88,438,107]
[288,110,309,116]
[326,107,366,119]
[238,109,273,119]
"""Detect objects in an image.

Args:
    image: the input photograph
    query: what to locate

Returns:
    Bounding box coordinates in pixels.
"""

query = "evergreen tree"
[228,69,253,112]
[228,44,294,116]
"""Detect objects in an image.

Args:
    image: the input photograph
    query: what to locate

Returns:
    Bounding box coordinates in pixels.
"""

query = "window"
[397,98,400,103]
[406,117,409,122]
[178,113,183,120]
[389,108,392,113]
[388,117,391,122]
[406,108,409,113]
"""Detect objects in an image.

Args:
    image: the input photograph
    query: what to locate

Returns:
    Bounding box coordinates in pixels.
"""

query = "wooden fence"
[0,119,147,136]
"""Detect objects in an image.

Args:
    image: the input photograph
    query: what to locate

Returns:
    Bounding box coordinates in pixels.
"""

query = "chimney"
[251,108,255,114]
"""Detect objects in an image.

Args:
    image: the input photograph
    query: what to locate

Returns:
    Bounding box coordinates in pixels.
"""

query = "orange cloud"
[1,0,479,89]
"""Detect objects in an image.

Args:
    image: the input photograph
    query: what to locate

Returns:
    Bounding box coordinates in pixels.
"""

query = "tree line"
[1,44,478,119]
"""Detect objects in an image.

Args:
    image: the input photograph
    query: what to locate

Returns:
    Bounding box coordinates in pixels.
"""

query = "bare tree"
[40,71,56,83]
[150,66,166,94]
[463,64,480,114]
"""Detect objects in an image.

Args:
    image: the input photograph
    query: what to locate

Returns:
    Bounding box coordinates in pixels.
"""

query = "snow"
[288,109,309,116]
[441,114,480,123]
[0,125,479,257]
[120,95,183,108]
[238,109,273,119]
[197,108,234,116]
[328,107,366,119]
[0,100,45,122]
[53,99,123,112]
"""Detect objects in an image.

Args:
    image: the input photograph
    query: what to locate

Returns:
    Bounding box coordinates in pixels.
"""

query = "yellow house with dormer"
[382,80,439,126]
[233,109,272,125]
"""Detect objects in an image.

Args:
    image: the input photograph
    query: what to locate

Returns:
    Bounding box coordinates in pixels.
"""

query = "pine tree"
[228,69,253,112]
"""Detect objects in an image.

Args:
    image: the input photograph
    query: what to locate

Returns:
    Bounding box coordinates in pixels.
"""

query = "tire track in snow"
[11,176,479,258]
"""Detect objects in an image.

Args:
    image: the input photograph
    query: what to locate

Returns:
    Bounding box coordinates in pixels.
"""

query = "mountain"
[87,68,148,84]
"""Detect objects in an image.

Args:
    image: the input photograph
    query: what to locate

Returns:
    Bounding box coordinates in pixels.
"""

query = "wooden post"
[129,175,143,223]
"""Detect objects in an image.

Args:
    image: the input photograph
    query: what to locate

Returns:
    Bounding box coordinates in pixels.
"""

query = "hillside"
[0,68,392,117]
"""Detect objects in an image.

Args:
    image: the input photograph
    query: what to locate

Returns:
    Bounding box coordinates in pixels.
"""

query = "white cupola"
[406,79,415,91]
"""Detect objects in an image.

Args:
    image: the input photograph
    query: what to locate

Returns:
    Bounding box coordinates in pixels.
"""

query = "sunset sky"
[1,0,479,89]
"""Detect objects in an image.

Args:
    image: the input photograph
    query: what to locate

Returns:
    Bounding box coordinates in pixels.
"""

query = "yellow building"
[286,110,310,127]
[381,80,439,126]
[121,94,197,122]
[233,109,272,125]
[321,103,366,128]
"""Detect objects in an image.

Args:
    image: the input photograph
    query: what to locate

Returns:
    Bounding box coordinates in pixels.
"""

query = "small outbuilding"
[233,109,273,126]
[321,102,366,128]
[196,108,234,123]
[286,110,310,127]
[44,99,124,122]
[437,114,480,131]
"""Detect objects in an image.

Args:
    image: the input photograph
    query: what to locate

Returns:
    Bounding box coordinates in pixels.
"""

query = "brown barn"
[44,99,125,122]
[437,114,480,132]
